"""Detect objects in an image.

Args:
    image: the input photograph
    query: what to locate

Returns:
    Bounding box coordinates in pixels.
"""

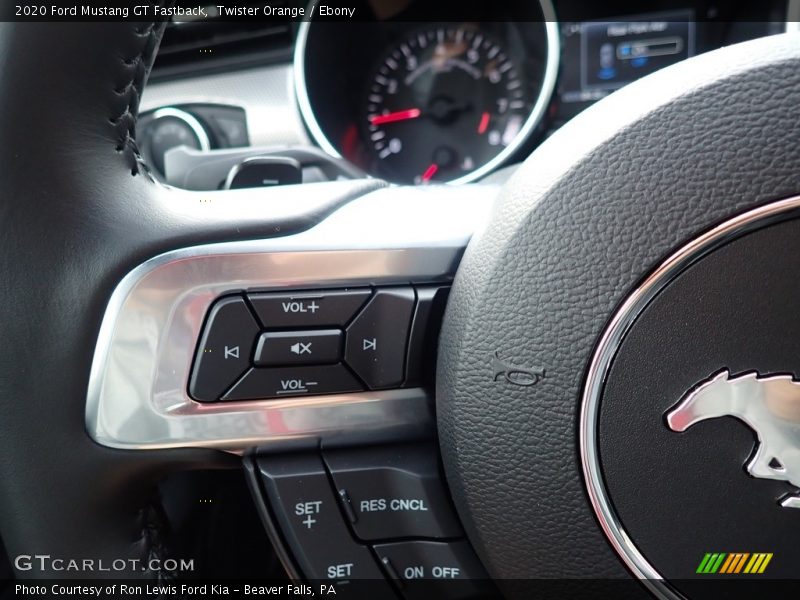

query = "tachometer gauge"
[365,25,534,184]
[295,5,558,186]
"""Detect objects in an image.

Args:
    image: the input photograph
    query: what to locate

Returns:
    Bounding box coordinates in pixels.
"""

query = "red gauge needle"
[370,108,422,126]
[477,111,491,134]
[421,163,439,183]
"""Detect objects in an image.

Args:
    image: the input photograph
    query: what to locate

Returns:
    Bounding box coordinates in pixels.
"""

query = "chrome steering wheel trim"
[581,194,800,598]
[86,184,495,452]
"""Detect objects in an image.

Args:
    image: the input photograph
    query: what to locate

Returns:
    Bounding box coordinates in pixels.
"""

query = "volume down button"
[222,365,363,401]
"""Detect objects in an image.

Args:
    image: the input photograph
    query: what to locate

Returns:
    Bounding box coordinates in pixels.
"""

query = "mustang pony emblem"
[667,369,800,509]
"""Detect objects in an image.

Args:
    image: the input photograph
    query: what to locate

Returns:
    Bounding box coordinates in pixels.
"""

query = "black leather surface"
[437,33,800,594]
[0,23,382,577]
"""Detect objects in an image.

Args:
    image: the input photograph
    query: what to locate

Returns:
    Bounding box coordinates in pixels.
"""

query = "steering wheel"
[1,20,799,599]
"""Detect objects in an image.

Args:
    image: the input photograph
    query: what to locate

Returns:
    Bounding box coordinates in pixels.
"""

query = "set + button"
[256,453,392,589]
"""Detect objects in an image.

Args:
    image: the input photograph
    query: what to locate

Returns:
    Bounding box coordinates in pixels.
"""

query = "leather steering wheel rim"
[0,21,381,577]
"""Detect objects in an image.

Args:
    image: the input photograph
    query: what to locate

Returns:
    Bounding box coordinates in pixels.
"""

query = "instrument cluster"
[295,0,790,184]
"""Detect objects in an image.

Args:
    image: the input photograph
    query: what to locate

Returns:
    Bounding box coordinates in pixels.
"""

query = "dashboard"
[139,0,796,188]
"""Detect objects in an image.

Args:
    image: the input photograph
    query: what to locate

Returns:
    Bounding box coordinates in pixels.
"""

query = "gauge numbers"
[365,25,531,184]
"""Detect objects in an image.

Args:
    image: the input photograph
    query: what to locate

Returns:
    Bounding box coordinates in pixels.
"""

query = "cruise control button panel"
[189,285,449,402]
[324,443,463,540]
[251,444,495,599]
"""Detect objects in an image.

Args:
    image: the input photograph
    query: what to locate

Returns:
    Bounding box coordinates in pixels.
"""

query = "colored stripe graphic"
[744,554,760,574]
[696,553,713,574]
[709,554,726,573]
[758,553,773,574]
[719,554,735,574]
[697,553,727,574]
[719,553,748,574]
[744,553,773,574]
[733,553,750,574]
[697,552,772,575]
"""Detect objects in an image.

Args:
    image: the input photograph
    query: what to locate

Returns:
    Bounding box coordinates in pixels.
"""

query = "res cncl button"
[325,443,463,541]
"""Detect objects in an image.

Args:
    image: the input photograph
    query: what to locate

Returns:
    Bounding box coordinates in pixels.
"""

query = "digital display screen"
[559,10,696,107]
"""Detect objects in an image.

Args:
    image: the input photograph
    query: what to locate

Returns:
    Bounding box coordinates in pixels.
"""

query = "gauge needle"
[421,163,439,182]
[478,111,491,134]
[370,108,422,126]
